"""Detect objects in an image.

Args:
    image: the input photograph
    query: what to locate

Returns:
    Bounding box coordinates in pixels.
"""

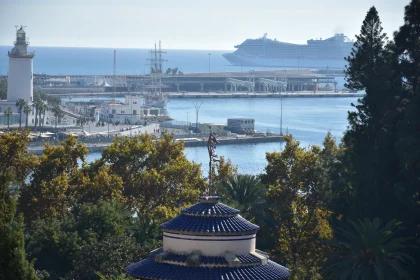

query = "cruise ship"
[223,33,354,70]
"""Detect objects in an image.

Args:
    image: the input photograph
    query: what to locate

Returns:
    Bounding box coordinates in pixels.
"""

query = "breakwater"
[28,135,284,155]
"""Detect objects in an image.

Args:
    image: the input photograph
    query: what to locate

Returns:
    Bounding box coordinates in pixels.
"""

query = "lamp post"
[298,55,301,76]
[208,53,211,73]
[192,102,204,135]
[186,111,190,135]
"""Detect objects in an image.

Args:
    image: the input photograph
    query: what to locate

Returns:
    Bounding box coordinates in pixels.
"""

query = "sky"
[0,0,410,50]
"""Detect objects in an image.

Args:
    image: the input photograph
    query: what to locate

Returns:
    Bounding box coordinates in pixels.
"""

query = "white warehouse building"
[99,95,163,123]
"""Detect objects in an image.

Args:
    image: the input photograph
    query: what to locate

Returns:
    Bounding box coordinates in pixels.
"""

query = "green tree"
[327,219,415,280]
[394,0,420,92]
[15,98,26,131]
[391,0,420,275]
[262,135,333,278]
[26,200,158,279]
[344,6,388,91]
[0,132,38,280]
[3,107,13,131]
[99,133,206,218]
[332,5,403,221]
[23,103,32,129]
[217,174,268,222]
[0,79,7,100]
[19,135,89,220]
[38,102,47,131]
[52,105,64,135]
[32,96,43,132]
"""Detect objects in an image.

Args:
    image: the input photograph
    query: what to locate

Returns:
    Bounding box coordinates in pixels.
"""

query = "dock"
[27,135,284,155]
[10,69,354,96]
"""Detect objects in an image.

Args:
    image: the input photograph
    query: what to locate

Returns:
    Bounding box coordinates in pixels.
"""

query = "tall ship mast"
[223,33,354,70]
[145,41,168,108]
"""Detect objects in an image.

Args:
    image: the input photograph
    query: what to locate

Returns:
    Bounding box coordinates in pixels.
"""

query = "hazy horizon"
[0,0,409,50]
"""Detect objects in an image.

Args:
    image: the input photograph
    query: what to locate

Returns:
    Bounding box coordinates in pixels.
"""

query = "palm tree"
[40,102,48,130]
[327,218,415,280]
[23,103,32,129]
[15,98,25,131]
[218,174,268,222]
[32,98,42,132]
[52,105,64,136]
[3,107,13,131]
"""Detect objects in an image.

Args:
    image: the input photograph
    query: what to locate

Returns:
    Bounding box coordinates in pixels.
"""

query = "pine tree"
[345,6,388,91]
[335,6,398,220]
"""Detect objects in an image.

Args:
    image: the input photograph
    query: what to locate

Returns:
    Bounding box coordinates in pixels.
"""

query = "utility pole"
[208,53,211,73]
[192,102,204,135]
[113,50,116,101]
[280,92,283,136]
[186,111,189,134]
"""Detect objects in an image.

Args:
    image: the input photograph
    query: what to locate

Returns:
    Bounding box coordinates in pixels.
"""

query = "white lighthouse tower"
[7,26,35,103]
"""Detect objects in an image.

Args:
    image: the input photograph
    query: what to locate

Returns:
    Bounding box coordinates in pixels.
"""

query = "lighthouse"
[7,26,35,103]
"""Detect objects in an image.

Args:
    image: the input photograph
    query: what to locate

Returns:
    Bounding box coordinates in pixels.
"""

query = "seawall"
[28,135,284,155]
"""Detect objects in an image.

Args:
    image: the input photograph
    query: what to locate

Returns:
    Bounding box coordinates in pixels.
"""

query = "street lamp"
[186,111,190,135]
[192,102,204,135]
[208,53,211,73]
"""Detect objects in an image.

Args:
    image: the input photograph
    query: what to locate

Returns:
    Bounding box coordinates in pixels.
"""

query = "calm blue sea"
[0,45,354,174]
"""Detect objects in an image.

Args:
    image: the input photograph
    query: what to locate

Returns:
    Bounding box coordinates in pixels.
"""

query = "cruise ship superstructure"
[223,33,354,70]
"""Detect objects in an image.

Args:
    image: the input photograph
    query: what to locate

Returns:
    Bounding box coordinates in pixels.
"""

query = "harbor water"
[86,97,357,175]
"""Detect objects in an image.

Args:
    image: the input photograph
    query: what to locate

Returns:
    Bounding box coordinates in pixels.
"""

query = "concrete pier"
[27,135,284,155]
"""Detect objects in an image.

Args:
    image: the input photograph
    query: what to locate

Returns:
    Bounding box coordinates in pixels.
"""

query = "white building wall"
[163,232,256,256]
[7,57,33,102]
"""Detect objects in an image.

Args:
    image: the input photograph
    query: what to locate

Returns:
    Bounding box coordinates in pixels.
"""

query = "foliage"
[217,174,268,223]
[16,98,26,131]
[0,132,38,280]
[99,133,206,215]
[329,2,419,276]
[26,200,158,280]
[326,218,415,280]
[19,135,89,220]
[3,107,13,130]
[34,90,61,106]
[262,135,333,278]
[165,67,183,75]
[23,103,32,129]
[0,79,7,100]
[96,272,134,280]
[344,6,388,91]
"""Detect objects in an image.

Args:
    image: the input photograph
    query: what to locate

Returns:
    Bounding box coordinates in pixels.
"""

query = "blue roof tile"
[161,214,259,234]
[182,202,240,216]
[126,258,290,280]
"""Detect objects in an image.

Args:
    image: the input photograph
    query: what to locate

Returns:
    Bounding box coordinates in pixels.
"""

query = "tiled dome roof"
[126,258,290,280]
[160,196,258,234]
[160,213,259,234]
[149,251,263,266]
[181,200,240,216]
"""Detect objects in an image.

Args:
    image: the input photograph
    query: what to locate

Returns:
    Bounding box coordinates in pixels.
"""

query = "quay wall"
[28,135,284,155]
